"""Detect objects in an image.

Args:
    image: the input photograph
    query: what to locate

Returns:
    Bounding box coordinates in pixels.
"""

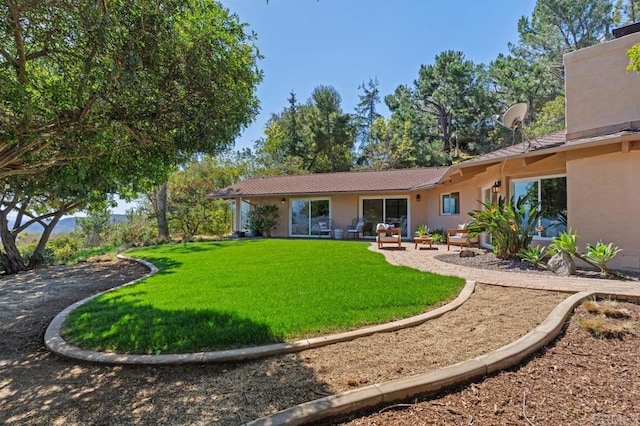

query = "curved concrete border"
[45,255,476,365]
[246,290,593,426]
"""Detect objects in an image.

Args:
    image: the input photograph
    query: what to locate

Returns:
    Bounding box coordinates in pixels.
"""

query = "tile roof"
[210,167,449,198]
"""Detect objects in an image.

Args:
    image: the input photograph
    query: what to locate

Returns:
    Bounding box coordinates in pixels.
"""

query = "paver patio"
[375,243,640,298]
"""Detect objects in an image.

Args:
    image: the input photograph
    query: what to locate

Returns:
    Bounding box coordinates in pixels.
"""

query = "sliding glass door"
[290,198,330,237]
[362,197,408,237]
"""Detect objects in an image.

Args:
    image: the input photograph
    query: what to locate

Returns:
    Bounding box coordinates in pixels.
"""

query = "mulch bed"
[435,250,640,281]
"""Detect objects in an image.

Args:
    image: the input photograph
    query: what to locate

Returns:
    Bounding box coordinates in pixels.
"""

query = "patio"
[377,242,640,298]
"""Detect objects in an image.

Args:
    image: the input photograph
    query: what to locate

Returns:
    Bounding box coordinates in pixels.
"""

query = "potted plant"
[415,225,430,237]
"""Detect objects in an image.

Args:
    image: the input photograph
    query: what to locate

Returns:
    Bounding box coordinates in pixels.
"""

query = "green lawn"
[63,239,464,354]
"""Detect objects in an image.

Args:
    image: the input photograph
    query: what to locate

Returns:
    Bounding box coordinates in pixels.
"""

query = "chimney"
[564,30,640,140]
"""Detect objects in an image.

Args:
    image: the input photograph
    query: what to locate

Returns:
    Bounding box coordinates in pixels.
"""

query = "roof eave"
[442,132,632,182]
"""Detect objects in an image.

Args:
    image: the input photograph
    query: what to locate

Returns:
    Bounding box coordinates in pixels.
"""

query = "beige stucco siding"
[329,194,360,232]
[564,32,640,139]
[567,150,640,271]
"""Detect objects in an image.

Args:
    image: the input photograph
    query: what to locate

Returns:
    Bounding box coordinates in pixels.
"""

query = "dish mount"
[494,102,532,149]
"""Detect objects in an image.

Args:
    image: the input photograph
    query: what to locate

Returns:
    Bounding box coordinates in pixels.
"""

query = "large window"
[441,192,460,215]
[513,175,567,238]
[290,198,330,237]
[362,197,408,237]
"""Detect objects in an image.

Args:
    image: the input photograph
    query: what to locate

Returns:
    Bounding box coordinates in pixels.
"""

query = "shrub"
[20,244,56,267]
[467,195,541,259]
[430,228,445,243]
[50,235,81,252]
[110,208,157,246]
[55,245,77,263]
[248,204,279,237]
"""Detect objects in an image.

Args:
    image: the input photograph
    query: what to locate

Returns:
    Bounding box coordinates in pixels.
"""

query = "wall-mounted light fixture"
[281,197,286,204]
[415,193,421,202]
[492,180,502,193]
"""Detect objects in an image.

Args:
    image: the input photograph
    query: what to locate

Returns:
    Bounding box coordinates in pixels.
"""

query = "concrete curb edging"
[245,291,593,426]
[45,256,475,365]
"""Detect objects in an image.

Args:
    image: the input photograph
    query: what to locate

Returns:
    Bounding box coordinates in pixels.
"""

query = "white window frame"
[480,184,495,248]
[441,192,460,215]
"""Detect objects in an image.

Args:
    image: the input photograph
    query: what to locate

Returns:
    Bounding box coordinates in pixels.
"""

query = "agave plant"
[547,232,622,277]
[518,245,546,267]
[584,241,622,276]
[547,230,579,257]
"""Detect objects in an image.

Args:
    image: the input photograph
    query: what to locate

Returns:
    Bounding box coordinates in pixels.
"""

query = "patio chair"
[376,225,402,249]
[446,225,479,250]
[346,218,364,239]
[317,218,334,238]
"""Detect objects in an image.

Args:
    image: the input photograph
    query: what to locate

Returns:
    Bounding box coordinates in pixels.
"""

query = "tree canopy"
[0,0,262,273]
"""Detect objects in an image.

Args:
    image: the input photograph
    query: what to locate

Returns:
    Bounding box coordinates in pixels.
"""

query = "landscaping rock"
[547,252,576,276]
[459,250,476,258]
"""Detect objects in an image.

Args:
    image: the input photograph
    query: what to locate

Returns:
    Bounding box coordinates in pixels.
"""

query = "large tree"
[0,0,261,273]
[515,0,613,64]
[354,78,382,164]
[411,50,493,157]
[308,85,354,172]
[613,0,640,26]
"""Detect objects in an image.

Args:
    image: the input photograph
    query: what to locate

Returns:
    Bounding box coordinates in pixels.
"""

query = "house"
[211,27,640,271]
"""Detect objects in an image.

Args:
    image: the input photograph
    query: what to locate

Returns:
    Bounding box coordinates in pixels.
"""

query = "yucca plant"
[584,241,622,276]
[467,194,542,259]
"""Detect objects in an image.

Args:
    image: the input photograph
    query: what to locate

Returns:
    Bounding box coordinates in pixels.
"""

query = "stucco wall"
[424,179,483,233]
[567,149,640,271]
[564,32,640,139]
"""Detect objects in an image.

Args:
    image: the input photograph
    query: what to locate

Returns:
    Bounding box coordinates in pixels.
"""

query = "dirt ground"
[0,258,636,425]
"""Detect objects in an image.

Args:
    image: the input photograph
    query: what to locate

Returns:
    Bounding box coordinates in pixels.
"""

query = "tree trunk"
[27,211,64,269]
[155,183,170,243]
[0,211,27,274]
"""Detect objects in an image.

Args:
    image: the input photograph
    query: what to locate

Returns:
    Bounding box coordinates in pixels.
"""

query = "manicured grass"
[63,239,464,354]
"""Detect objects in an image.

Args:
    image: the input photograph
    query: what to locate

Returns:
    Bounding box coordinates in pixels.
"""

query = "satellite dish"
[496,103,528,130]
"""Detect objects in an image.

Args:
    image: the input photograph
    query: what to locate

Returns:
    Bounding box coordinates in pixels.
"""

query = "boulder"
[459,250,476,258]
[547,252,576,276]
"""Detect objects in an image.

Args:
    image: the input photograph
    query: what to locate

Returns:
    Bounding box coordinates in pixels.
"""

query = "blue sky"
[219,0,538,151]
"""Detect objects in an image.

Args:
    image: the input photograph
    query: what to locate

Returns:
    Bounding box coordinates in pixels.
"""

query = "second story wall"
[564,31,640,140]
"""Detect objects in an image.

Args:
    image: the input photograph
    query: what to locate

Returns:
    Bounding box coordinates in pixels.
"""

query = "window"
[290,198,330,237]
[441,192,460,215]
[513,175,567,238]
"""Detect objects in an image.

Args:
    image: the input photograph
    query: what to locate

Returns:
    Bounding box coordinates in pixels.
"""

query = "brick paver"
[374,243,640,299]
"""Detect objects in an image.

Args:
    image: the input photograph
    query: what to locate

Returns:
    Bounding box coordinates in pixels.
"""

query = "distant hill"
[9,214,128,235]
